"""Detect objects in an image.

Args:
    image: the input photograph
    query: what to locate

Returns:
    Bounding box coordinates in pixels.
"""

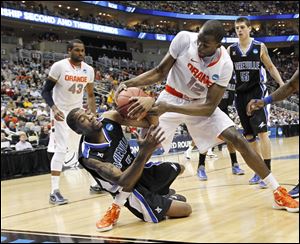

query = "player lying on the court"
[66,108,192,231]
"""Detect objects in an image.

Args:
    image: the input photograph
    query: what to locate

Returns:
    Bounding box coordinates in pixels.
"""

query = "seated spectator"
[23,97,33,108]
[38,125,50,146]
[15,132,33,151]
[1,131,11,149]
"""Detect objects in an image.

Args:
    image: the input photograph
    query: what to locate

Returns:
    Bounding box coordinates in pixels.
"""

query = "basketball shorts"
[48,109,81,153]
[157,90,235,154]
[124,161,182,223]
[235,85,269,137]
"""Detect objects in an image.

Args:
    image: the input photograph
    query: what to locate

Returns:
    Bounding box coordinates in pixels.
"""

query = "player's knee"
[166,201,192,218]
[179,164,185,174]
[51,152,66,171]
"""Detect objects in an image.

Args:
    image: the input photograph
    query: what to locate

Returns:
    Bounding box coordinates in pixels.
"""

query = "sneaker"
[168,194,187,202]
[49,190,68,205]
[90,185,105,194]
[232,163,245,175]
[96,203,121,232]
[249,174,260,185]
[185,150,191,160]
[273,186,299,213]
[258,180,268,189]
[197,166,208,181]
[163,188,176,198]
[288,184,299,198]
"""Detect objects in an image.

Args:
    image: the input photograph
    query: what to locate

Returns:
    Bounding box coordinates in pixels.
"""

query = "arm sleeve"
[41,78,56,108]
[169,31,191,59]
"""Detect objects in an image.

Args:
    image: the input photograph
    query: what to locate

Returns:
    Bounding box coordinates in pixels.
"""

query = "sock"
[51,176,60,194]
[198,153,206,169]
[113,191,131,206]
[230,153,237,167]
[262,173,280,191]
[264,159,271,170]
[186,144,194,153]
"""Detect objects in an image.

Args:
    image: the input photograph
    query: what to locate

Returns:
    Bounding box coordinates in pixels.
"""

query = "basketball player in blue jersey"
[116,20,298,213]
[66,108,192,231]
[247,66,299,198]
[228,17,285,188]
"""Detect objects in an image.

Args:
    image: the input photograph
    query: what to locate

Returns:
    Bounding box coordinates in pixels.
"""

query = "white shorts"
[47,109,81,153]
[157,90,235,154]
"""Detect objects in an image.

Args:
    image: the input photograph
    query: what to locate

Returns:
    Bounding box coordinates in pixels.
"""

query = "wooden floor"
[1,137,299,243]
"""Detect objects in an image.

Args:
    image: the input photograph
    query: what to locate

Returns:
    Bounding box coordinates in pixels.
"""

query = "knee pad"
[51,152,66,171]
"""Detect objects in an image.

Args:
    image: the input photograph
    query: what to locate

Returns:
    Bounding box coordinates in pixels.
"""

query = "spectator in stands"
[23,97,33,108]
[1,131,11,149]
[15,132,33,151]
[38,125,50,146]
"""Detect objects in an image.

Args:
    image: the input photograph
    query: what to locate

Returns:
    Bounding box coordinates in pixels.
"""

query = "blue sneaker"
[197,166,208,181]
[49,190,68,205]
[288,184,299,198]
[249,174,260,185]
[232,163,245,175]
[258,180,268,189]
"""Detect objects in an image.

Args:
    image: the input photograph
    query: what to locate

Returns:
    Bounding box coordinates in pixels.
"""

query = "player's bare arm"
[83,125,165,190]
[114,53,176,99]
[260,43,284,86]
[149,83,226,117]
[41,76,65,121]
[85,83,96,114]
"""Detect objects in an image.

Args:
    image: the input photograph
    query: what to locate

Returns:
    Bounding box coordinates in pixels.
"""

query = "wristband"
[263,96,273,105]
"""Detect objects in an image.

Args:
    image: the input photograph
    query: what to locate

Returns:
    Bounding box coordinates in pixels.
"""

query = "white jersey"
[168,31,233,100]
[48,58,94,111]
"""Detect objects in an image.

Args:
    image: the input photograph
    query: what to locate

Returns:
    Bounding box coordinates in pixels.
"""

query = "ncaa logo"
[106,124,114,131]
[83,69,87,74]
[253,49,258,54]
[212,74,219,81]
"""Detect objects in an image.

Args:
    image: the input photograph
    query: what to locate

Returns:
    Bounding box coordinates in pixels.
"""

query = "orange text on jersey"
[65,75,88,82]
[187,63,213,86]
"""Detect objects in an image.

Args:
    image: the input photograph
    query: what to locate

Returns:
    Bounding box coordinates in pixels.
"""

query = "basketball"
[116,87,149,118]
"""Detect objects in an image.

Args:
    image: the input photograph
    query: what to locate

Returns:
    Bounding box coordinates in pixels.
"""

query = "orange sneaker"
[96,203,121,232]
[273,186,299,213]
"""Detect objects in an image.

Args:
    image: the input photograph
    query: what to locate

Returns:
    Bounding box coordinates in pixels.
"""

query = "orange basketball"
[116,87,149,118]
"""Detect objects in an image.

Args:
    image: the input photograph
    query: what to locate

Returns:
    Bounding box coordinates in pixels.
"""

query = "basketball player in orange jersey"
[42,39,97,205]
[116,20,299,212]
[228,17,285,188]
[247,66,299,198]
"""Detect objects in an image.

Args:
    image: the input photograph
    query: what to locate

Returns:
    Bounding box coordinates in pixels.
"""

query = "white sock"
[262,173,280,191]
[51,176,60,194]
[113,191,131,206]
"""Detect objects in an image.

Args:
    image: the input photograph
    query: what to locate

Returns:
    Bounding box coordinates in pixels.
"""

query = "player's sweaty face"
[70,43,85,62]
[76,109,102,134]
[197,34,219,58]
[235,22,250,39]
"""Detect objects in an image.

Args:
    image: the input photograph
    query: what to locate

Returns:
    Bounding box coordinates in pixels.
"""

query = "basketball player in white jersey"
[42,39,96,205]
[116,20,299,213]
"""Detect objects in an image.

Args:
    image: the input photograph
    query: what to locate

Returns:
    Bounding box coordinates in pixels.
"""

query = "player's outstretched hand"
[247,99,265,116]
[134,125,165,153]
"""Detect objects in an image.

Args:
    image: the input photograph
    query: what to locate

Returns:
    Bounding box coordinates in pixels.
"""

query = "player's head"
[197,20,225,58]
[234,17,251,40]
[67,108,102,135]
[67,39,85,63]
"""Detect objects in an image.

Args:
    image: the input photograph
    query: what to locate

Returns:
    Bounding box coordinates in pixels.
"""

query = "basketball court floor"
[1,136,299,243]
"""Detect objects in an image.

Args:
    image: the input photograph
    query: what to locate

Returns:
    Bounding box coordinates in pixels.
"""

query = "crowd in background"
[1,1,298,36]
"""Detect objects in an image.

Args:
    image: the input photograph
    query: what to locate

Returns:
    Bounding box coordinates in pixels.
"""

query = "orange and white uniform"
[48,58,94,153]
[157,31,235,153]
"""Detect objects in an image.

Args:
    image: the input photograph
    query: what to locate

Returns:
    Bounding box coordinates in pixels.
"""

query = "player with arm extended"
[66,108,191,231]
[115,20,298,213]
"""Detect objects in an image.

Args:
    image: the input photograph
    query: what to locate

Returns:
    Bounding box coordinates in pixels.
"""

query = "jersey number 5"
[68,83,84,94]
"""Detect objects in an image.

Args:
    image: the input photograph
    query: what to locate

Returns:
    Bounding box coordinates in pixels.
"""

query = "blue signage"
[82,1,299,20]
[1,8,299,43]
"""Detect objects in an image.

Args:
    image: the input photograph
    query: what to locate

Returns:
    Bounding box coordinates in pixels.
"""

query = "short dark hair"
[67,39,84,52]
[66,107,81,133]
[201,20,225,43]
[235,17,251,27]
